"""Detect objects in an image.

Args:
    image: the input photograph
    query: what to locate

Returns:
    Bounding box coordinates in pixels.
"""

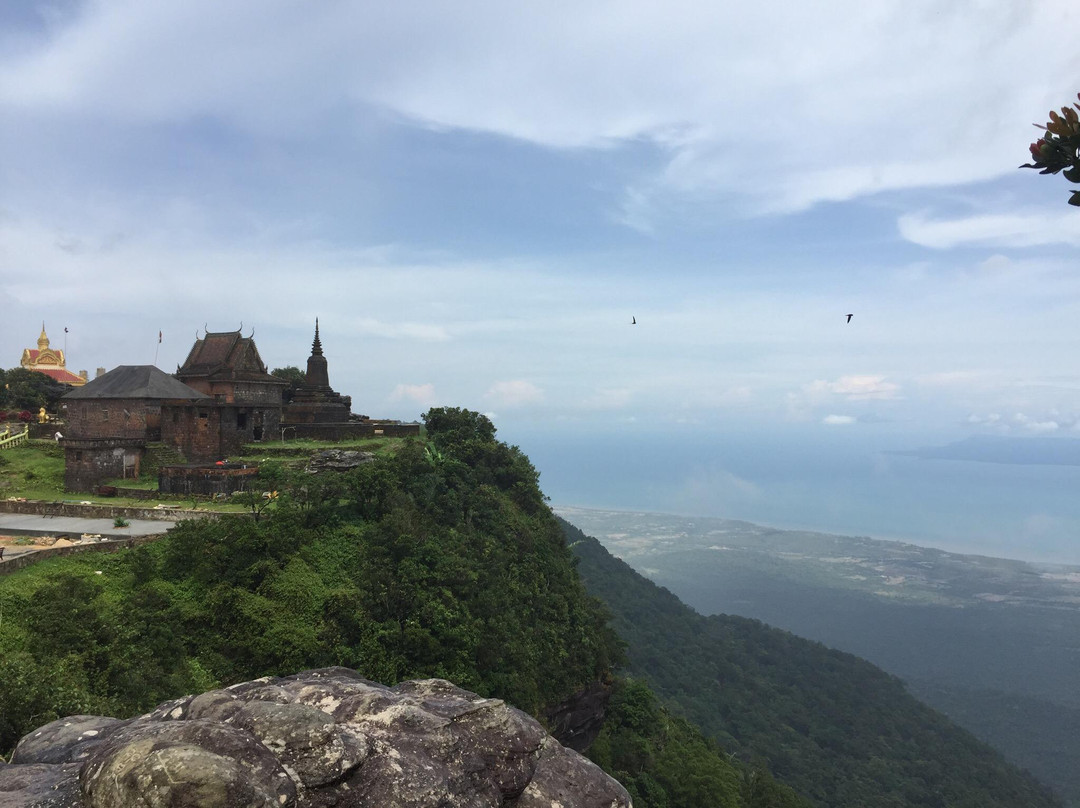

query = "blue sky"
[3,0,1080,455]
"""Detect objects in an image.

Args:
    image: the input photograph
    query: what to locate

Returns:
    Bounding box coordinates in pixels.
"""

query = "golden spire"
[38,323,49,350]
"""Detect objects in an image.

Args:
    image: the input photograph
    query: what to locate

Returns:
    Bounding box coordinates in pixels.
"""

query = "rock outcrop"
[0,668,630,808]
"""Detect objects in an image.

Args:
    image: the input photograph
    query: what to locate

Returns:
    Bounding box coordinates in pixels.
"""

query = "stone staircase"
[0,425,30,450]
[142,443,187,477]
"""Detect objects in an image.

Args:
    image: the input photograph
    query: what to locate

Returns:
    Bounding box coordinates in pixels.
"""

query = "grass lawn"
[0,440,66,500]
[1,435,414,511]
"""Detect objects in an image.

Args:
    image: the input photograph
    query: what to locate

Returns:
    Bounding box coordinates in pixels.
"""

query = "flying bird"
[845,314,853,323]
[631,316,636,325]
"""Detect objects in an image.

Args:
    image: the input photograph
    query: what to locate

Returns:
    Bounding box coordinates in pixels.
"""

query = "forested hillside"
[0,409,804,808]
[564,519,1061,808]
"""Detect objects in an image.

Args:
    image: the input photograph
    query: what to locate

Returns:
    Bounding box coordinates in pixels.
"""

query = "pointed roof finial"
[38,323,50,350]
[311,318,323,356]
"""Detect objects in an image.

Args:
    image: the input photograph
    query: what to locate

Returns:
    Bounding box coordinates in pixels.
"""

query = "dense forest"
[564,520,1062,808]
[0,409,802,808]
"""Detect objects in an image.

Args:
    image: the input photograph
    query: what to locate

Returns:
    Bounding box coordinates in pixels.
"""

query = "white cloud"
[1013,412,1060,433]
[485,380,544,407]
[582,387,632,410]
[805,375,901,402]
[389,383,437,407]
[1,0,1075,216]
[822,414,856,425]
[899,210,1080,249]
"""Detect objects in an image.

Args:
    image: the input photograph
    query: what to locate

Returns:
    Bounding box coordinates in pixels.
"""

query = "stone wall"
[160,403,220,461]
[62,437,145,492]
[0,535,161,576]
[0,499,216,522]
[161,403,281,461]
[159,464,259,496]
[284,421,420,441]
[64,399,160,440]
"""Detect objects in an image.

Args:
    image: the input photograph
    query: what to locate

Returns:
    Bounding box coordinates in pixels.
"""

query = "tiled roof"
[31,367,86,385]
[178,331,285,384]
[62,366,208,400]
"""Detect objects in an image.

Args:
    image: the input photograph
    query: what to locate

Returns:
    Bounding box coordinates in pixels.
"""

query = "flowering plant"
[1022,92,1080,206]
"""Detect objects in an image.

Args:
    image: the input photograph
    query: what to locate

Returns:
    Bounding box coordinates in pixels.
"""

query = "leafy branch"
[1021,92,1080,206]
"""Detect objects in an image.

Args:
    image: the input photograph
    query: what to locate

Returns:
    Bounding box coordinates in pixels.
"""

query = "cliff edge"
[0,667,630,808]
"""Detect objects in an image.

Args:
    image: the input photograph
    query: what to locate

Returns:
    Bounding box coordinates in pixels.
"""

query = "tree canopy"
[0,367,70,413]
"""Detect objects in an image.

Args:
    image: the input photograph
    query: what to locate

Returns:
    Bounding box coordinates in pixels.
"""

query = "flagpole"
[154,331,161,366]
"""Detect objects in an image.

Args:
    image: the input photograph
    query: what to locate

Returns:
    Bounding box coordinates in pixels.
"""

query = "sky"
[3,1,1080,553]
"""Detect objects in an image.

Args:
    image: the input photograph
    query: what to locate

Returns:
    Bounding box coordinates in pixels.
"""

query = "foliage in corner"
[1021,92,1080,206]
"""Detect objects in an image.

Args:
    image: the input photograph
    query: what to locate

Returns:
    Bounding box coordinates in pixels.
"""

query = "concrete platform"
[0,512,178,540]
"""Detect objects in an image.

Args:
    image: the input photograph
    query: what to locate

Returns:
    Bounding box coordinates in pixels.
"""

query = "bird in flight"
[845,313,853,323]
[631,316,636,325]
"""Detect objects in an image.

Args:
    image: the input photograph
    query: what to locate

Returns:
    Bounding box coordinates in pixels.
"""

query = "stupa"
[282,320,352,425]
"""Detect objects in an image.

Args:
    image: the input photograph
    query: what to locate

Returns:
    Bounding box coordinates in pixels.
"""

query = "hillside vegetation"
[564,519,1061,808]
[0,409,804,808]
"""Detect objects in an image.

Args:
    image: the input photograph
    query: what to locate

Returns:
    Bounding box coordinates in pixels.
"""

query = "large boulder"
[1,668,630,808]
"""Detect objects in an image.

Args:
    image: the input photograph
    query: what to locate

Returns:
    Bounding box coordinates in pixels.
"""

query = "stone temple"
[283,320,352,427]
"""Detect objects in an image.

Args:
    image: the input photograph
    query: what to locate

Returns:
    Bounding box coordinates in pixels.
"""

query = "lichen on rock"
[0,668,630,808]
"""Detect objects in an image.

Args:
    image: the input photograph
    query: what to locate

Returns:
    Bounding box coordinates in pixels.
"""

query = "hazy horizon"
[515,422,1080,566]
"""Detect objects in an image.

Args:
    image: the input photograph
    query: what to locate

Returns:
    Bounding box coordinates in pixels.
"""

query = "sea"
[500,421,1080,566]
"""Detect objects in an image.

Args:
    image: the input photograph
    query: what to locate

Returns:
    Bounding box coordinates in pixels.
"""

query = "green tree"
[1021,92,1080,205]
[422,407,496,451]
[0,367,70,412]
[271,366,306,404]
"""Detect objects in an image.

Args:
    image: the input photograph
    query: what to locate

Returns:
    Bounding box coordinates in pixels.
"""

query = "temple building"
[60,365,208,490]
[57,322,419,492]
[175,328,287,443]
[20,325,88,386]
[282,320,352,425]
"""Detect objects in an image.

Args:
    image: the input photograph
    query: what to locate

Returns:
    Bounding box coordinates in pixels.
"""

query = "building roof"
[177,330,285,385]
[33,367,87,385]
[62,365,209,401]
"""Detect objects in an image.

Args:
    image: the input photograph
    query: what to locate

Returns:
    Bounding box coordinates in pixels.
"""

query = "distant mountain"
[559,506,1080,806]
[891,434,1080,465]
[563,517,1062,808]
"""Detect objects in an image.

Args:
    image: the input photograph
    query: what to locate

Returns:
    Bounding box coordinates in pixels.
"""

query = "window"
[101,409,109,421]
[237,412,248,429]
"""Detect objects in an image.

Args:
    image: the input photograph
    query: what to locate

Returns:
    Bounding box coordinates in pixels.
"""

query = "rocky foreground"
[0,668,630,808]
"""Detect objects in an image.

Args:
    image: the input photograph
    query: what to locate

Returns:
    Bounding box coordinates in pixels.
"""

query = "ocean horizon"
[501,422,1080,566]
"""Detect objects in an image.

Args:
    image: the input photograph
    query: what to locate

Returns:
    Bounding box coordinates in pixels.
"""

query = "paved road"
[0,512,177,540]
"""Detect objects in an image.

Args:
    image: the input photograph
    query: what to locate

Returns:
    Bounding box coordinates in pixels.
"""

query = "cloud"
[666,465,764,515]
[822,414,856,425]
[389,383,437,407]
[1012,412,1060,433]
[967,411,1074,433]
[805,375,901,402]
[1,0,1075,218]
[582,387,633,410]
[898,210,1080,249]
[485,380,544,407]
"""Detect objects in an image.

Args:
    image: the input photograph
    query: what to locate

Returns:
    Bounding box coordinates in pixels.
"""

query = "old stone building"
[282,320,352,426]
[60,365,208,490]
[58,324,418,492]
[282,322,420,440]
[175,329,286,444]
